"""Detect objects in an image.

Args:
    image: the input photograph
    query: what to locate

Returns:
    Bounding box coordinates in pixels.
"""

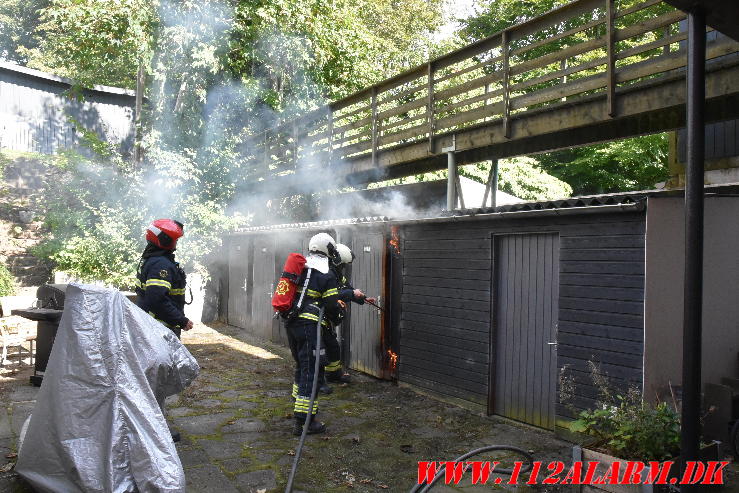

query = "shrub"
[570,390,681,461]
[565,362,681,461]
[33,132,246,289]
[0,263,15,296]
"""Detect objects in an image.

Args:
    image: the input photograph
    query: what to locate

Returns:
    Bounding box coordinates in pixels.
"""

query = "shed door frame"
[488,231,560,430]
[227,236,252,329]
[348,230,386,378]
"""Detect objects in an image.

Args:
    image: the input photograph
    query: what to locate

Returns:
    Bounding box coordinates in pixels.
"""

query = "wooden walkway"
[243,0,739,194]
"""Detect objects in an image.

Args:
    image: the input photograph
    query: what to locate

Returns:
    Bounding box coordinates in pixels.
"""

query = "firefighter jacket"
[293,267,342,328]
[135,252,188,330]
[334,267,365,305]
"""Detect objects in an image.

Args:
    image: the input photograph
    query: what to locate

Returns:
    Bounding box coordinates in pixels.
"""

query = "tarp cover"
[15,284,199,492]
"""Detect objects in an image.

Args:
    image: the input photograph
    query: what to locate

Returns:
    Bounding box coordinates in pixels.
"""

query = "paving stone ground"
[2,322,738,492]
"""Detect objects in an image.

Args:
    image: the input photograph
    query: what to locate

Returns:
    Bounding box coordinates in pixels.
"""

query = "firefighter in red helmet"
[136,219,193,337]
[136,219,193,443]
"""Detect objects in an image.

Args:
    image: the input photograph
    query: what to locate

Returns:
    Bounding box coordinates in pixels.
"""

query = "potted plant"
[562,363,720,493]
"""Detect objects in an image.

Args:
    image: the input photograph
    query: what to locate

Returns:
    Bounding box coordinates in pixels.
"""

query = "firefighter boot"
[326,370,351,384]
[293,418,326,436]
[319,375,333,395]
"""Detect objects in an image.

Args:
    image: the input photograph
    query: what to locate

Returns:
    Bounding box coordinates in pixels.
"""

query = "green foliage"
[537,134,670,195]
[0,263,15,296]
[565,362,681,461]
[462,0,569,41]
[459,157,573,201]
[0,0,47,63]
[18,0,155,89]
[460,2,672,196]
[6,0,444,286]
[34,131,245,289]
[367,156,572,203]
[571,393,681,462]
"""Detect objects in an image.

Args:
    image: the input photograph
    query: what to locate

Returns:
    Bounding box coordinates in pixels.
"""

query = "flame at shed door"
[386,349,398,374]
[389,226,400,254]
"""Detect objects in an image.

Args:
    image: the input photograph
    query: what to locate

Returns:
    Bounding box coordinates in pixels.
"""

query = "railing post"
[482,159,499,208]
[371,86,379,167]
[502,30,511,138]
[427,61,435,153]
[606,0,616,117]
[455,173,465,209]
[663,26,671,56]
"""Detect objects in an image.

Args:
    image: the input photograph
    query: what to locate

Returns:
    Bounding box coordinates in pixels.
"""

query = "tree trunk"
[173,76,189,114]
[133,61,145,164]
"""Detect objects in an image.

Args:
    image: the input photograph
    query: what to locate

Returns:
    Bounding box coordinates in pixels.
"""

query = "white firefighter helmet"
[308,232,337,257]
[336,243,355,265]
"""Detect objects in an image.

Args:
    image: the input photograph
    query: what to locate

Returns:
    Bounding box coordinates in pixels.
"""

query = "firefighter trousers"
[286,319,325,421]
[322,326,343,378]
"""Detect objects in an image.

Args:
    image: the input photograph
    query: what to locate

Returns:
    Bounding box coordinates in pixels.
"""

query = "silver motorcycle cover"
[15,284,199,492]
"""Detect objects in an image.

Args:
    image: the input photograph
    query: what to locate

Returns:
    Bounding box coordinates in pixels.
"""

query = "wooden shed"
[220,187,739,435]
[223,219,398,379]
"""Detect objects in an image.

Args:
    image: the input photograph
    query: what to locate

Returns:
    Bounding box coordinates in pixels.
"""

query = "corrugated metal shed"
[0,62,136,155]
[234,191,648,232]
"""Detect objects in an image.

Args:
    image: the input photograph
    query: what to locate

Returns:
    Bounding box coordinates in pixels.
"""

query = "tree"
[370,156,573,202]
[461,0,569,42]
[20,0,155,89]
[536,133,669,195]
[17,0,446,285]
[459,0,671,196]
[459,157,573,201]
[0,0,48,63]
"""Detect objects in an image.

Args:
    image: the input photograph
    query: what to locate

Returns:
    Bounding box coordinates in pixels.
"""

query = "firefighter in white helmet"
[285,232,343,435]
[319,243,375,391]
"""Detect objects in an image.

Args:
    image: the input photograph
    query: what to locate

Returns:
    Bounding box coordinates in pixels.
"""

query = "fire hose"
[283,302,535,493]
[364,298,384,311]
[285,307,324,493]
[408,445,534,493]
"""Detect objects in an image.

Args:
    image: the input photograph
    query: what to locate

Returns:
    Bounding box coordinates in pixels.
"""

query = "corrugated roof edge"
[231,183,739,234]
[0,61,137,97]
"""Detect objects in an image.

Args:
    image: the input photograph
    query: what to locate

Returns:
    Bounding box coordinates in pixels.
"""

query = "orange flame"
[386,349,398,373]
[389,226,400,254]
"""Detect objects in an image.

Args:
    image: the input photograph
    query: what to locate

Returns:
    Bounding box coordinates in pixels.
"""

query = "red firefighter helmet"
[145,219,184,250]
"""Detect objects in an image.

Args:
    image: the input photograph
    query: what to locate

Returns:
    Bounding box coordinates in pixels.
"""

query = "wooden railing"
[242,0,739,183]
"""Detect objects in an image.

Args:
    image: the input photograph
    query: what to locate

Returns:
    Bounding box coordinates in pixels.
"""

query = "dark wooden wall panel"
[398,211,646,423]
[398,220,493,410]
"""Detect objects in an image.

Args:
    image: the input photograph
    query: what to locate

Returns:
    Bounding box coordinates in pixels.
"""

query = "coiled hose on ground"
[284,307,534,492]
[408,445,534,493]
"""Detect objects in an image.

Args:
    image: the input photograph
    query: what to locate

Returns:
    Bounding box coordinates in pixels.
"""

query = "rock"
[217,457,251,473]
[176,446,207,469]
[195,399,224,409]
[185,464,239,493]
[197,438,245,460]
[17,211,34,224]
[343,434,360,444]
[171,412,233,436]
[234,469,277,492]
[221,418,265,434]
